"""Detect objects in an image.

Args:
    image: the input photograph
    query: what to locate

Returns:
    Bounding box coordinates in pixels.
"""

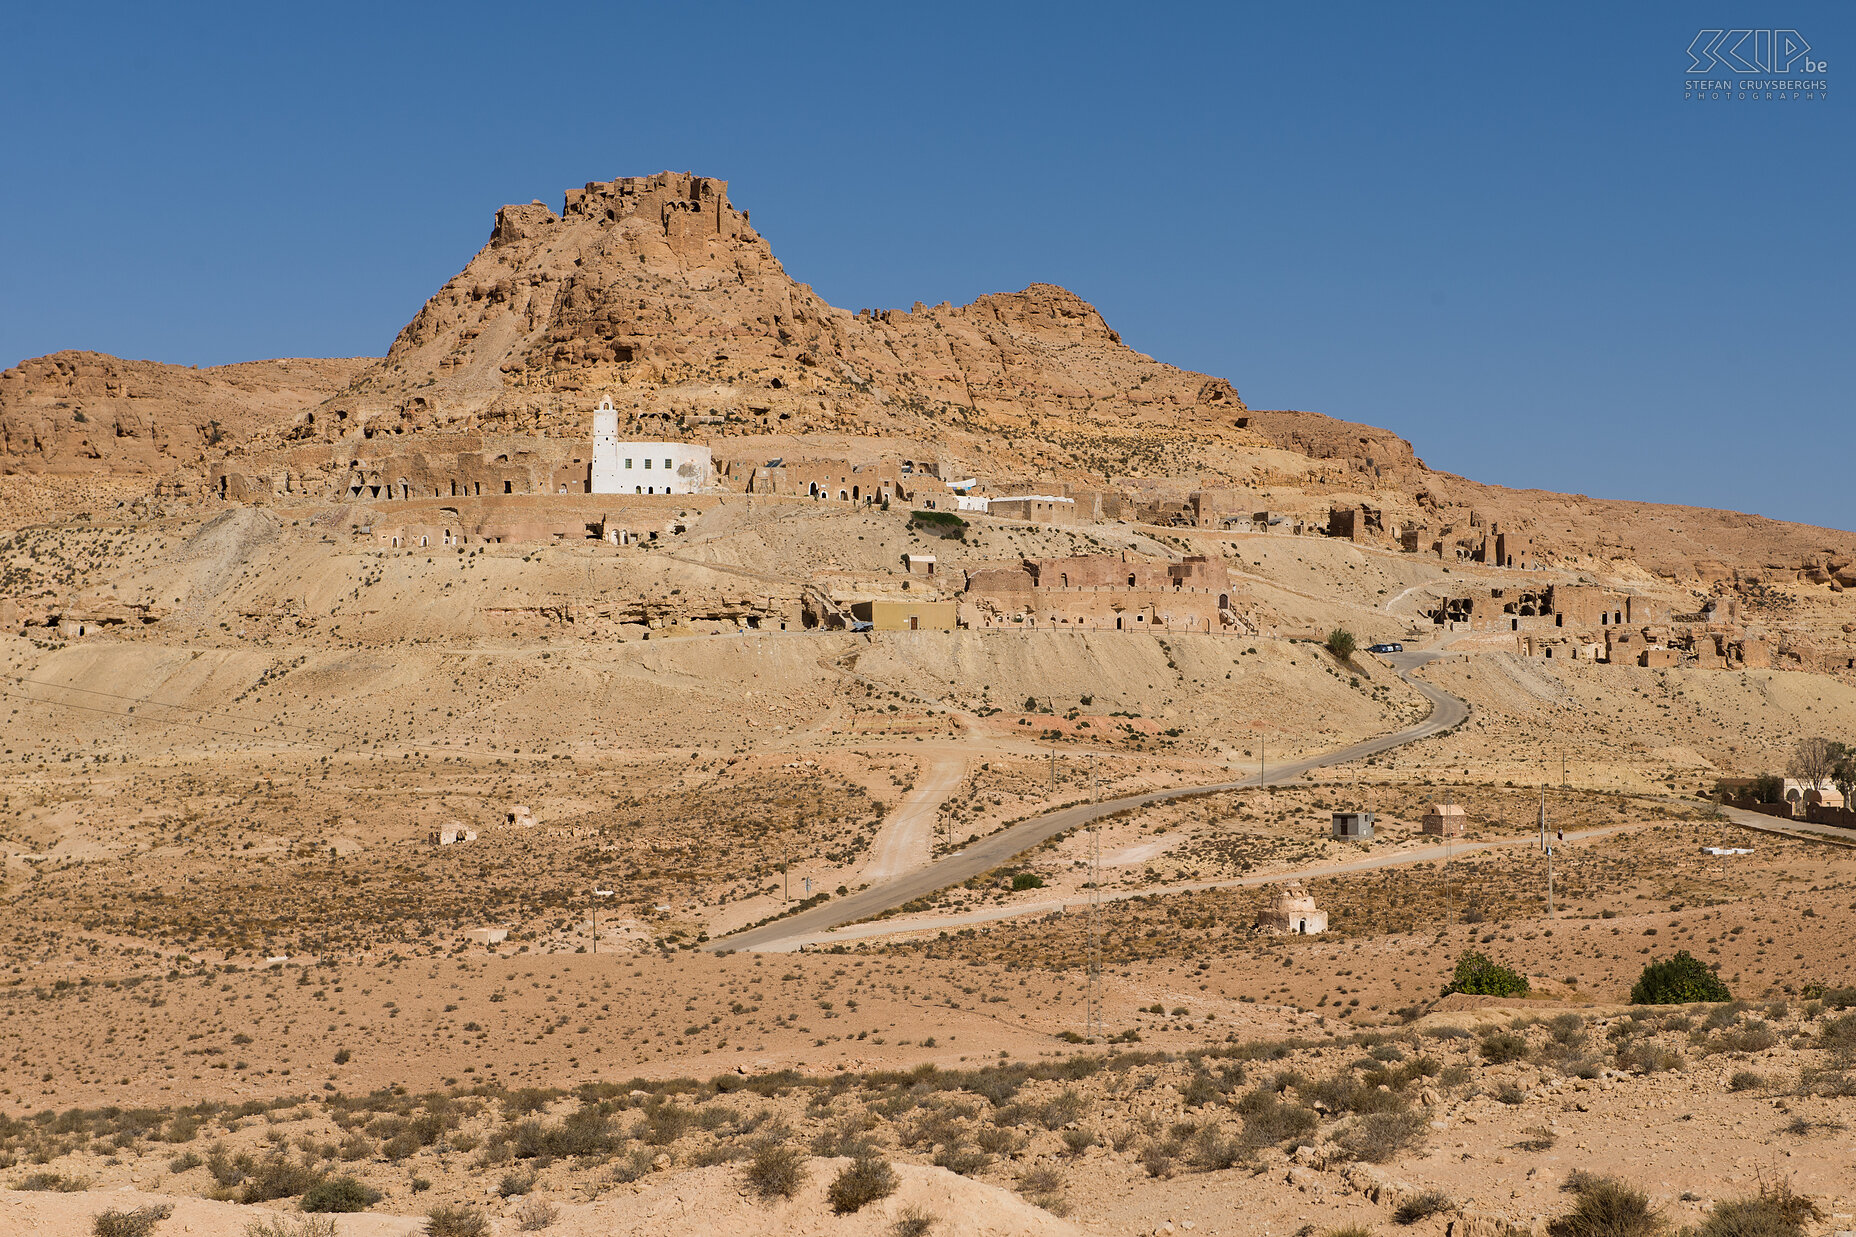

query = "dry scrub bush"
[1395,1191,1455,1225]
[743,1137,807,1200]
[828,1154,899,1214]
[92,1205,173,1237]
[1333,1110,1430,1164]
[424,1204,490,1237]
[1235,1091,1318,1149]
[891,1209,937,1237]
[1819,1013,1856,1066]
[244,1219,336,1237]
[1695,1181,1821,1237]
[1548,1174,1663,1237]
[1477,1032,1530,1064]
[512,1199,559,1232]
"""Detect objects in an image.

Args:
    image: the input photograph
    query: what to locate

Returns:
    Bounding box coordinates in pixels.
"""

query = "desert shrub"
[891,1208,937,1237]
[1548,1174,1663,1237]
[1695,1181,1820,1237]
[1445,952,1529,998]
[1728,1070,1765,1092]
[1333,1110,1429,1164]
[1478,1031,1530,1064]
[1702,1021,1778,1055]
[244,1217,337,1237]
[810,1116,877,1159]
[1818,1013,1856,1065]
[168,1151,204,1174]
[1614,1042,1684,1075]
[1513,1126,1557,1152]
[1548,1013,1586,1042]
[239,1155,323,1203]
[497,1168,536,1197]
[92,1205,173,1237]
[1813,986,1856,1010]
[743,1139,807,1200]
[1326,1227,1375,1237]
[609,1147,658,1182]
[1038,1089,1087,1130]
[1188,1125,1243,1171]
[976,1124,1024,1156]
[299,1176,380,1213]
[1325,629,1356,660]
[1395,1190,1455,1224]
[1237,1093,1319,1148]
[512,1199,559,1232]
[1795,1064,1856,1097]
[635,1101,693,1146]
[1139,1144,1174,1178]
[933,1140,992,1175]
[1018,1165,1062,1196]
[424,1204,490,1237]
[1630,953,1730,1005]
[1011,872,1044,890]
[1701,1001,1749,1031]
[828,1154,899,1214]
[18,1172,90,1191]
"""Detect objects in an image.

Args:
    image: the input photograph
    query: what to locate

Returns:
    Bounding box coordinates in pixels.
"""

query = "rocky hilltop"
[1,172,1851,591]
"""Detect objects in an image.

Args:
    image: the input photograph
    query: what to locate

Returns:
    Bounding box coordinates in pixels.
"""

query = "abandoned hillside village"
[16,397,1836,681]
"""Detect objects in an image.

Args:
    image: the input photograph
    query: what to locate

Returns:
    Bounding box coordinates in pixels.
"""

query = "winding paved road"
[712,650,1468,952]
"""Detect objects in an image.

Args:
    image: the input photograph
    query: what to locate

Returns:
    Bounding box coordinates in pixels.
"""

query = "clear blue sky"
[3,3,1849,529]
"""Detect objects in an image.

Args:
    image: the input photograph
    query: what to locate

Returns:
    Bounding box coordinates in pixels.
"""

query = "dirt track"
[714,650,1469,951]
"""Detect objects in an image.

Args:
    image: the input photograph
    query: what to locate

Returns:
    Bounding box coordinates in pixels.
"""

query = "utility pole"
[1539,785,1547,853]
[1086,754,1102,1042]
[1546,846,1555,918]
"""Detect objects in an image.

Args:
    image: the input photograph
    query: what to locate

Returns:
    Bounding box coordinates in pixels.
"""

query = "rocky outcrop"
[0,351,365,477]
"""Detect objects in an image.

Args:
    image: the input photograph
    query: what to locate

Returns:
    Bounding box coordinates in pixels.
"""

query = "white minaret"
[590,396,620,494]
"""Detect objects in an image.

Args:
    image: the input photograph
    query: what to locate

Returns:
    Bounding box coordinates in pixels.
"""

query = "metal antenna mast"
[1086,753,1103,1042]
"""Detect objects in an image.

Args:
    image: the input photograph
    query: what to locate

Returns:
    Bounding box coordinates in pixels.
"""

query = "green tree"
[1443,951,1529,997]
[1325,628,1357,660]
[1630,951,1730,1005]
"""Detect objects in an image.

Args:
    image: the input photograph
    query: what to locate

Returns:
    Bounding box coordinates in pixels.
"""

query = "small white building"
[590,397,713,495]
[431,823,478,846]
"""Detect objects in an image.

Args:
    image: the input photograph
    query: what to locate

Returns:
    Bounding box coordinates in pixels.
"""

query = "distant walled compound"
[1423,580,1844,672]
[1142,489,1538,567]
[960,552,1257,634]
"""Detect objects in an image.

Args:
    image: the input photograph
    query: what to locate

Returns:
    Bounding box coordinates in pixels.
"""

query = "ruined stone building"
[961,553,1242,633]
[1254,882,1327,935]
[1421,803,1466,837]
[720,456,913,505]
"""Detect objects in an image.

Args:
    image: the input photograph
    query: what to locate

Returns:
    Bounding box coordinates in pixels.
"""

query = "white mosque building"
[590,397,713,495]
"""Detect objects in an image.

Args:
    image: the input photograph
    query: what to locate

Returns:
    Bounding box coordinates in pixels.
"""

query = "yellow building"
[849,600,957,631]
